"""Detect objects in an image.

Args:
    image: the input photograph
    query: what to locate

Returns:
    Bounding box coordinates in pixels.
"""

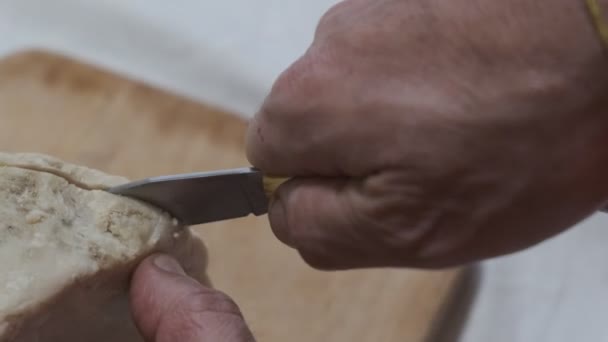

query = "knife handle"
[263,176,289,198]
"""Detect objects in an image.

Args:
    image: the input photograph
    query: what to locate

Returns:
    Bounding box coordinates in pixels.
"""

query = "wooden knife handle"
[263,176,289,198]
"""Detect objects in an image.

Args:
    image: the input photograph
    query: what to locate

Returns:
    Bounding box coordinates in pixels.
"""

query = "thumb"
[130,254,255,342]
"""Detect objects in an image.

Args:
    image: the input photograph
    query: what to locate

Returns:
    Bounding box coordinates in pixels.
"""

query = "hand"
[130,254,255,342]
[246,0,608,269]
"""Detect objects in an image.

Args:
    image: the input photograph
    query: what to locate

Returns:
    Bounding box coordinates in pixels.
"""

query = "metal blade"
[107,168,268,225]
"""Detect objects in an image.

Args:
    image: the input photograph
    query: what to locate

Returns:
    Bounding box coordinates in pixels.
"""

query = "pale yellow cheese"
[0,153,208,342]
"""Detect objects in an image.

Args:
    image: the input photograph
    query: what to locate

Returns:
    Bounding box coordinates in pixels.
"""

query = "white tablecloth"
[0,0,335,115]
[1,1,607,341]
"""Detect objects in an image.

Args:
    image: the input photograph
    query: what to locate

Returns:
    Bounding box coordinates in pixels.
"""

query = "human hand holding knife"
[108,168,288,226]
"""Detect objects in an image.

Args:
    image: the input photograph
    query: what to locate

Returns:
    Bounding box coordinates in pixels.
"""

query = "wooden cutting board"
[0,50,469,341]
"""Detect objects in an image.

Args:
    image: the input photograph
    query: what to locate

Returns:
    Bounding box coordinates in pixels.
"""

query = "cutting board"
[0,50,470,341]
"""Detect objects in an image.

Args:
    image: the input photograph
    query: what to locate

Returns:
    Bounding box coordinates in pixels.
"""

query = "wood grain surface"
[0,50,469,342]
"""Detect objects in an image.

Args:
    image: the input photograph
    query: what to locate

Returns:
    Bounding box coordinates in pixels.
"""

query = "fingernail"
[153,255,187,276]
[269,196,295,248]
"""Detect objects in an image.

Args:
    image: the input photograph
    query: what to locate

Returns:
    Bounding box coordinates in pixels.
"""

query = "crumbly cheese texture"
[0,153,208,342]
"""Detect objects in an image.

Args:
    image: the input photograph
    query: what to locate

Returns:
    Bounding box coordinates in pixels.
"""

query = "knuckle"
[262,50,336,133]
[270,52,325,102]
[316,1,350,33]
[181,288,243,317]
[157,289,248,341]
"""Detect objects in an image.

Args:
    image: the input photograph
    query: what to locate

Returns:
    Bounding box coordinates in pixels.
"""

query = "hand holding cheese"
[130,254,255,342]
[246,0,608,269]
[0,153,208,341]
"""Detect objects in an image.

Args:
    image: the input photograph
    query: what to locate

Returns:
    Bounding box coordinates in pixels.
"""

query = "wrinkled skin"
[130,1,608,340]
[131,254,256,342]
[246,0,608,270]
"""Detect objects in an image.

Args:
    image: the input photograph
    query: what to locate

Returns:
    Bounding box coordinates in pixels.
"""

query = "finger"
[268,177,362,269]
[130,254,255,342]
[268,173,427,270]
[268,167,486,270]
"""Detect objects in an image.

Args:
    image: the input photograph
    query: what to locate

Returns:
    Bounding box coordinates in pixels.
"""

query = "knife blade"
[108,167,608,226]
[107,168,287,226]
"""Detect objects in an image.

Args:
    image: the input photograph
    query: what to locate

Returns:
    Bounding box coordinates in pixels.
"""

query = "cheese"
[0,153,208,342]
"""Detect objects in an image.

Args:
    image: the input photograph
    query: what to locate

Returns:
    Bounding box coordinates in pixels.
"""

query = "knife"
[108,168,608,226]
[107,168,288,226]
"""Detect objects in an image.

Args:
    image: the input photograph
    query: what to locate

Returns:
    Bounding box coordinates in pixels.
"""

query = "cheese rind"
[0,153,208,342]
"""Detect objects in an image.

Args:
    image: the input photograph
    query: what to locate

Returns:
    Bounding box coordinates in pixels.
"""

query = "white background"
[1,1,608,341]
